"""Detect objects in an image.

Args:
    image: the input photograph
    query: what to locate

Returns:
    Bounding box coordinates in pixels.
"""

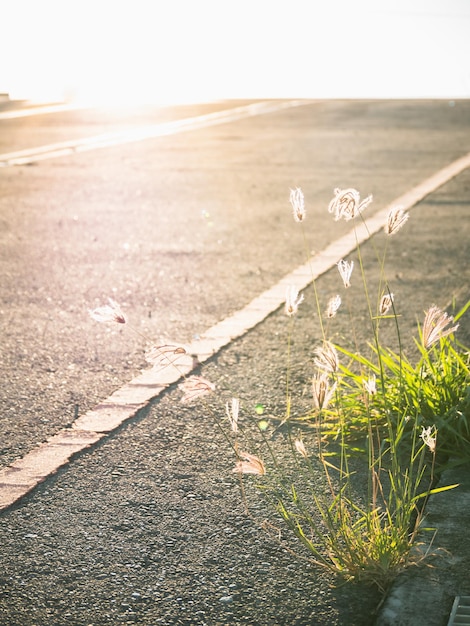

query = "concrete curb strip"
[0,430,103,509]
[375,465,470,625]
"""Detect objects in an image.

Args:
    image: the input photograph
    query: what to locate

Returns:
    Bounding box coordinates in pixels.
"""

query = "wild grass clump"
[336,315,470,466]
[222,188,469,593]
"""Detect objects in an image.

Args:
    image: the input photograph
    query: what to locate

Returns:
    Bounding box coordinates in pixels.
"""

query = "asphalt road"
[0,99,469,625]
[2,98,470,469]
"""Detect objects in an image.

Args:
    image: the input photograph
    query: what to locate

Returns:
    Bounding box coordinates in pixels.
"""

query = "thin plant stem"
[300,226,326,341]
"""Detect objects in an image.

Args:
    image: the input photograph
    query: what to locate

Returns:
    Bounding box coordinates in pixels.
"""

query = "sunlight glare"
[2,0,470,105]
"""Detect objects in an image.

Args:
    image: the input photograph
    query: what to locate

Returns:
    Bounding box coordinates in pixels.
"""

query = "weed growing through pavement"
[89,186,469,596]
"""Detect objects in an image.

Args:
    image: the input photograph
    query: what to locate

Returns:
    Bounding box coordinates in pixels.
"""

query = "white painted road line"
[0,149,469,510]
[0,102,84,120]
[0,100,307,167]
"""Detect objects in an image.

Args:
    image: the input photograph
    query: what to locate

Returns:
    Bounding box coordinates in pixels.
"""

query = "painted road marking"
[0,100,306,167]
[0,150,469,510]
[0,102,84,120]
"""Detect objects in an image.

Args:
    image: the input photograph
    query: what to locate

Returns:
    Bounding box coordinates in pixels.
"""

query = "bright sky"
[1,0,470,104]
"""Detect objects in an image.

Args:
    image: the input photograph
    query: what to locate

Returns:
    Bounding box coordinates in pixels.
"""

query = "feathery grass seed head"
[364,374,377,395]
[422,305,459,349]
[145,344,187,369]
[232,452,266,475]
[326,295,342,318]
[328,188,373,221]
[179,375,215,403]
[88,298,126,324]
[226,397,240,433]
[290,187,306,222]
[294,439,309,458]
[312,373,336,410]
[420,425,437,453]
[314,341,340,373]
[379,293,394,316]
[385,206,409,235]
[337,259,354,288]
[285,285,304,317]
